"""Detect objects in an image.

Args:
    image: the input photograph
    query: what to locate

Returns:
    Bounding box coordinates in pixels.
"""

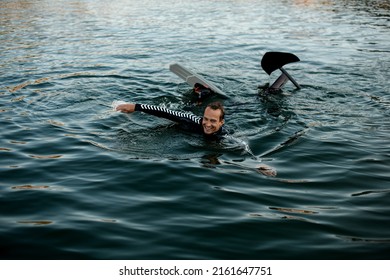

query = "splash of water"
[222,135,257,159]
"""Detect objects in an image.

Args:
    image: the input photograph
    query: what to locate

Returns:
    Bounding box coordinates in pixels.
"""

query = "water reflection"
[293,0,390,13]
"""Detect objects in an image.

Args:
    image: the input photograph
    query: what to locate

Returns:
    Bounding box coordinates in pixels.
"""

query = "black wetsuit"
[134,104,228,141]
[193,83,214,101]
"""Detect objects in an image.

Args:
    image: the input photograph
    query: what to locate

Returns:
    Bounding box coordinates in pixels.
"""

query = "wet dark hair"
[194,83,204,89]
[206,101,225,121]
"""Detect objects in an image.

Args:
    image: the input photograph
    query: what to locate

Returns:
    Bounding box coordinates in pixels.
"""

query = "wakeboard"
[169,63,228,99]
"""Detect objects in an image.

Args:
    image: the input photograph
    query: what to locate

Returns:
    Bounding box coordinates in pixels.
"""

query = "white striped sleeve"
[136,104,202,125]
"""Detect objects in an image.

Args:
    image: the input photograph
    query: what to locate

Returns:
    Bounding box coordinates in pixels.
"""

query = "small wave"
[222,135,256,158]
[259,128,309,157]
[11,185,50,190]
[351,189,390,197]
[337,235,390,244]
[17,220,53,226]
[269,207,318,215]
[28,154,62,159]
[248,212,314,223]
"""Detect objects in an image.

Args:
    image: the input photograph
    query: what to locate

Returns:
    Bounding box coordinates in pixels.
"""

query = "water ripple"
[1,0,389,260]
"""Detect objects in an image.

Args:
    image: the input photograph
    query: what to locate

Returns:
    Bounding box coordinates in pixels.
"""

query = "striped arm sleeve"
[135,104,202,125]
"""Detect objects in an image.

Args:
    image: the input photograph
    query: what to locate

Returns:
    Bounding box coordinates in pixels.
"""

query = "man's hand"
[116,103,136,113]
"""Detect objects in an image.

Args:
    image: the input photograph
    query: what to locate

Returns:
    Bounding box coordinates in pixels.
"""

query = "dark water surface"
[1,0,389,259]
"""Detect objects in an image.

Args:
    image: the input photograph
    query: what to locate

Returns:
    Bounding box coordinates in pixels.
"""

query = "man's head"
[202,102,225,135]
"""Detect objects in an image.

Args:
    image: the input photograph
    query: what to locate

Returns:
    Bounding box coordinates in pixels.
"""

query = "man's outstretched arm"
[115,103,202,125]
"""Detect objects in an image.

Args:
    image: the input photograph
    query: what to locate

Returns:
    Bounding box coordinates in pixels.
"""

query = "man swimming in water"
[193,83,213,102]
[114,100,278,176]
[115,101,227,140]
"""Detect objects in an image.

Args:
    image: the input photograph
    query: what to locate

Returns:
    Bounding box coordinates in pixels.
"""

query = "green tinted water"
[0,0,389,259]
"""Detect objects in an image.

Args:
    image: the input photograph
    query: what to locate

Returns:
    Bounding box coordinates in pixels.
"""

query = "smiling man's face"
[202,106,224,135]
